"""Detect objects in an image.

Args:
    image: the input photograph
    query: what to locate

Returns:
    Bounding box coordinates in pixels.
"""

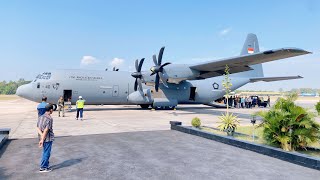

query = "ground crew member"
[37,97,48,117]
[57,96,65,117]
[76,96,85,121]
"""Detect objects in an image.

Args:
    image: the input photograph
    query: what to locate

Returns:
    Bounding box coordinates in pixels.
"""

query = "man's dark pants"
[41,141,53,169]
[76,108,84,118]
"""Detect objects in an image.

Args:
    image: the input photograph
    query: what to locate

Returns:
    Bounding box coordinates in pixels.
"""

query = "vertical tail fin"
[239,33,264,77]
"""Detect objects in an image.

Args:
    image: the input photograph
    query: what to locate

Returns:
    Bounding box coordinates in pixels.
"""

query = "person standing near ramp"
[57,96,65,117]
[76,96,85,121]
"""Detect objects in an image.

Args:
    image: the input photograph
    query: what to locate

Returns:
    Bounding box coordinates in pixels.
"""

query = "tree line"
[0,79,31,95]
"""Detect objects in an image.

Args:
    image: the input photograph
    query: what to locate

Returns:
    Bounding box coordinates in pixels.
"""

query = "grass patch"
[0,95,18,101]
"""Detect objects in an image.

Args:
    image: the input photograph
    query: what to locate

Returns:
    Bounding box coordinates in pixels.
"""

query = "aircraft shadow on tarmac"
[64,105,265,121]
[68,106,143,112]
[67,105,259,120]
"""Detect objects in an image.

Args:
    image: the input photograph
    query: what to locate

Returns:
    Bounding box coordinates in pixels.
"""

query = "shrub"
[257,93,320,151]
[315,101,320,115]
[218,113,239,136]
[191,117,201,128]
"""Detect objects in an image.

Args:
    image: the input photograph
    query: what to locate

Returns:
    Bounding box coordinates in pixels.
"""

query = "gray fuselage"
[16,69,250,106]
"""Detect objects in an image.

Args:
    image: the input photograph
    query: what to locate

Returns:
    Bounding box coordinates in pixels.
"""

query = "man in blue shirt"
[37,97,48,117]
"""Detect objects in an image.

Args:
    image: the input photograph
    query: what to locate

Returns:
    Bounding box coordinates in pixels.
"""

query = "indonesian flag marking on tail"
[248,47,254,54]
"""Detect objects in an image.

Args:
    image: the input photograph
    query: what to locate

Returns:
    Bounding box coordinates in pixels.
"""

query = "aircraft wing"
[189,48,310,78]
[249,75,303,83]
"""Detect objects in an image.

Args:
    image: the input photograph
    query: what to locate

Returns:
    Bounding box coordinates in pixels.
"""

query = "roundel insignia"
[212,82,219,90]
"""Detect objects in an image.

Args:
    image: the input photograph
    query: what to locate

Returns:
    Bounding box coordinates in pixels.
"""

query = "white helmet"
[79,96,82,99]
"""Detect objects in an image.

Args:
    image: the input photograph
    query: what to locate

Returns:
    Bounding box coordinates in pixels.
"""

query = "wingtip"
[284,48,312,54]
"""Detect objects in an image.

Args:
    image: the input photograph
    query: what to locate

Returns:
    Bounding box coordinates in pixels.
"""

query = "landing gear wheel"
[140,104,150,109]
[52,104,57,111]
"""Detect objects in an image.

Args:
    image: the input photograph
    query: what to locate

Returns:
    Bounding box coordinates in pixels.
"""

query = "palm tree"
[257,93,320,151]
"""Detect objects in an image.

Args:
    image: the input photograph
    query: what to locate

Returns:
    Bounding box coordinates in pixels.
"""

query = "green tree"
[257,93,320,151]
[0,79,31,95]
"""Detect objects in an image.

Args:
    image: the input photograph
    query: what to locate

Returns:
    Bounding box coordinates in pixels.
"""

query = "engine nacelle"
[128,89,153,104]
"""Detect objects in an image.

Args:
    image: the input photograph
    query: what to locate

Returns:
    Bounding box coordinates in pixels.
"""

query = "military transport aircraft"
[16,33,310,110]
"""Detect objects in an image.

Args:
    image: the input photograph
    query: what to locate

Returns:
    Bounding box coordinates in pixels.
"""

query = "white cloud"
[219,27,232,36]
[81,56,99,65]
[110,58,124,67]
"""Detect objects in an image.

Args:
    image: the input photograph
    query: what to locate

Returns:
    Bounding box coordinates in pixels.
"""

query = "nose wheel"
[52,104,57,111]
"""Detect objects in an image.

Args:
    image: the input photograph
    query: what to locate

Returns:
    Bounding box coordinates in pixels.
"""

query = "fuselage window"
[37,83,40,89]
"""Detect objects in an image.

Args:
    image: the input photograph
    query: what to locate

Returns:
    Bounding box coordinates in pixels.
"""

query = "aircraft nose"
[16,84,33,100]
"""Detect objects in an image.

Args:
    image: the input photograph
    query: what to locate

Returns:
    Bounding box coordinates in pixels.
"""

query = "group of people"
[35,95,85,172]
[223,95,270,108]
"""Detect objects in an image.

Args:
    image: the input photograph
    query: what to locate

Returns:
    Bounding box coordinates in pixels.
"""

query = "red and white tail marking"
[248,47,254,54]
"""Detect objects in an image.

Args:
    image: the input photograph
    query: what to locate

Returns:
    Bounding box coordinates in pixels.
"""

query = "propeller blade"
[135,59,139,71]
[158,47,165,66]
[137,78,143,92]
[134,79,138,91]
[150,72,156,76]
[152,55,157,66]
[159,72,168,87]
[160,62,171,69]
[138,58,144,72]
[155,73,160,92]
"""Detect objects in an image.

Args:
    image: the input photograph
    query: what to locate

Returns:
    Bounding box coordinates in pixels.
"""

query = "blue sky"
[0,0,319,90]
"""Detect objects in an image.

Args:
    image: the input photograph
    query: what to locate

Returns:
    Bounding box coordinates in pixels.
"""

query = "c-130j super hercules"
[16,34,310,110]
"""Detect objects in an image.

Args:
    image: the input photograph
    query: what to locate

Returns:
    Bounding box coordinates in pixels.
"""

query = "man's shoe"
[80,118,83,121]
[39,168,52,173]
[75,118,78,120]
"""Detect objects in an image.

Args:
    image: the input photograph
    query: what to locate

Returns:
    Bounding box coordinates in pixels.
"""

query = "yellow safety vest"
[76,100,85,108]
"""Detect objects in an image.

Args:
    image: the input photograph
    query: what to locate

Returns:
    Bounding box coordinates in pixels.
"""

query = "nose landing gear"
[52,104,57,111]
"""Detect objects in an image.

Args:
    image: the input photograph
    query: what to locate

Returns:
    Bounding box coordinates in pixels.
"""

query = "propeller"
[131,58,145,92]
[150,47,171,92]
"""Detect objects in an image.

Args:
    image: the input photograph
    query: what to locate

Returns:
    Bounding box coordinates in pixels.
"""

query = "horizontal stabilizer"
[249,76,303,83]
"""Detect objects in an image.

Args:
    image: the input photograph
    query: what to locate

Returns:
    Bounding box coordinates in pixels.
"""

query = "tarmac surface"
[1,130,320,180]
[0,98,270,139]
[1,97,320,179]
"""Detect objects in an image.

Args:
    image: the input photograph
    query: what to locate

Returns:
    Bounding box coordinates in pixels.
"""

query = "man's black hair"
[42,96,47,102]
[45,104,54,111]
